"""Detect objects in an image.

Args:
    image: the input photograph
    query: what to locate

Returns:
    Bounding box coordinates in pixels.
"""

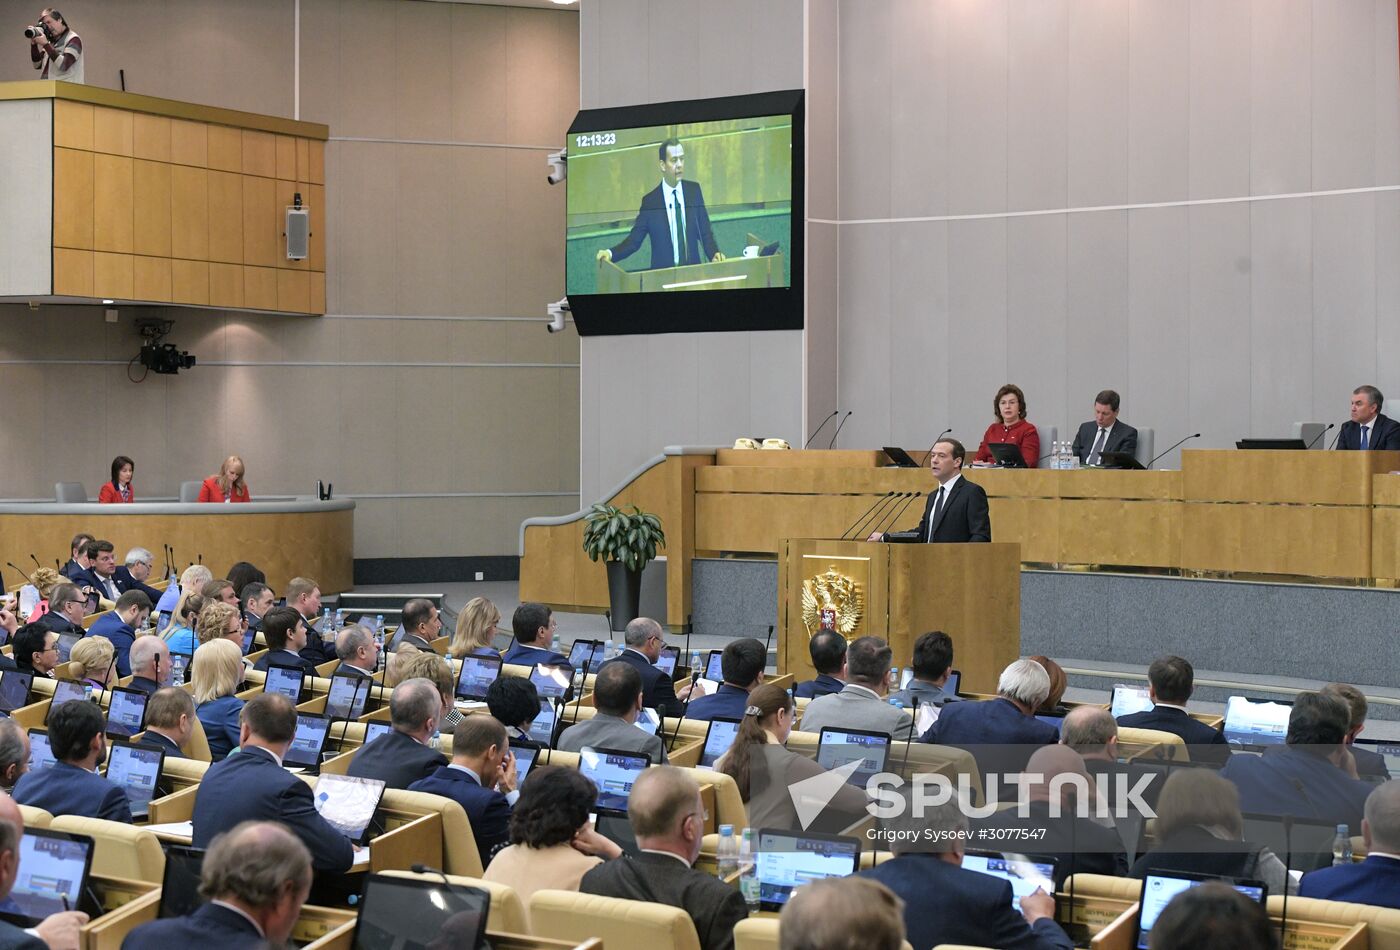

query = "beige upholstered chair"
[737,917,915,950]
[17,805,52,829]
[529,890,701,950]
[1116,726,1188,762]
[380,789,484,878]
[50,815,166,884]
[1265,897,1400,950]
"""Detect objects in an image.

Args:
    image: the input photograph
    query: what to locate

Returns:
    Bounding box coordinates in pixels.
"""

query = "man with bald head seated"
[346,678,447,789]
[556,662,668,763]
[580,766,748,950]
[1060,706,1143,809]
[779,877,907,950]
[122,821,313,949]
[127,635,170,695]
[0,795,89,949]
[1300,780,1400,908]
[36,583,84,639]
[603,616,679,717]
[0,720,28,793]
[334,625,379,680]
[395,598,441,652]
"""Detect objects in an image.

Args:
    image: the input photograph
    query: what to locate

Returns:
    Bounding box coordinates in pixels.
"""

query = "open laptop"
[240,626,257,655]
[512,746,537,786]
[530,664,572,701]
[104,740,164,819]
[103,686,148,739]
[815,727,891,788]
[263,664,305,705]
[26,729,54,772]
[55,631,83,664]
[1110,684,1154,719]
[987,443,1028,468]
[963,851,1057,912]
[324,672,372,721]
[313,773,386,845]
[703,650,725,682]
[350,873,489,950]
[285,712,333,771]
[1134,870,1266,950]
[754,829,861,911]
[882,446,921,468]
[1223,695,1292,748]
[592,808,639,857]
[1240,813,1339,873]
[1354,738,1400,782]
[698,717,741,770]
[0,828,95,927]
[1097,450,1146,470]
[157,845,205,918]
[579,747,651,812]
[526,699,558,747]
[363,721,392,746]
[655,645,680,678]
[0,671,32,714]
[567,639,600,670]
[46,679,90,723]
[455,654,502,702]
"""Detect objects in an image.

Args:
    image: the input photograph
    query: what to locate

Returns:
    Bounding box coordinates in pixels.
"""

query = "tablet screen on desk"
[263,664,304,704]
[579,747,650,812]
[105,741,164,818]
[325,673,371,720]
[313,773,385,844]
[104,686,147,738]
[285,713,331,769]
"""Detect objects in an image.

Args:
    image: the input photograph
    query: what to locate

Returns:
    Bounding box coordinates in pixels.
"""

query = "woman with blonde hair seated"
[396,650,464,728]
[24,567,63,623]
[160,592,206,658]
[196,601,244,648]
[198,455,251,503]
[193,638,246,760]
[69,636,116,692]
[452,597,502,658]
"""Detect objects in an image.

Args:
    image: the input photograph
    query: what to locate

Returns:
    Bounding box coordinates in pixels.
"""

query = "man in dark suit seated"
[1071,389,1140,465]
[346,678,448,789]
[601,617,679,717]
[285,576,336,665]
[0,796,88,950]
[1115,655,1230,766]
[112,547,162,604]
[87,589,151,678]
[10,625,57,679]
[333,625,380,680]
[122,820,313,949]
[580,766,747,950]
[800,636,915,740]
[557,662,668,763]
[13,699,132,822]
[75,540,121,606]
[780,877,907,950]
[59,532,94,583]
[920,658,1059,778]
[139,687,194,760]
[861,792,1073,950]
[126,634,170,696]
[393,598,441,652]
[239,582,275,639]
[890,630,962,708]
[35,582,85,639]
[595,137,724,272]
[873,438,991,543]
[1337,385,1400,451]
[1322,682,1391,782]
[1060,705,1166,818]
[793,630,846,700]
[501,603,573,673]
[192,692,354,872]
[0,720,29,793]
[683,637,766,722]
[252,606,319,677]
[1221,692,1375,830]
[408,716,519,869]
[1301,779,1400,908]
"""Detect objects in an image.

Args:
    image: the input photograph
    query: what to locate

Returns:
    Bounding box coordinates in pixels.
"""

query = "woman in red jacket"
[98,455,135,503]
[974,383,1041,467]
[198,455,251,503]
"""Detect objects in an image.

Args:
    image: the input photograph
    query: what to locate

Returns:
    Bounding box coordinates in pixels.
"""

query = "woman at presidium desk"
[974,383,1041,468]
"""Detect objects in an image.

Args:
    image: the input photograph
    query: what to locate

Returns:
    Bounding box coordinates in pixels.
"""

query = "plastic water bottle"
[1333,825,1353,865]
[691,650,703,674]
[320,608,332,634]
[551,633,561,653]
[374,614,385,637]
[604,639,616,660]
[739,828,759,912]
[170,653,188,685]
[889,698,904,712]
[717,825,738,880]
[82,684,93,702]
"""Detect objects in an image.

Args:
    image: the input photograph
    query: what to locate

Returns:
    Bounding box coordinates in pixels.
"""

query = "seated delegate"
[974,383,1040,467]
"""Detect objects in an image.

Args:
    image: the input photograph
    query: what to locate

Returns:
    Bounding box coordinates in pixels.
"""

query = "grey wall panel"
[1374,0,1400,186]
[805,222,840,428]
[1126,207,1190,464]
[888,222,951,448]
[1007,0,1068,213]
[1187,203,1253,451]
[837,0,893,220]
[1067,0,1129,208]
[1065,211,1130,415]
[1007,216,1069,446]
[1311,193,1378,418]
[1251,0,1312,195]
[1188,0,1251,199]
[890,0,950,219]
[1127,0,1189,204]
[1312,0,1377,190]
[946,0,1009,216]
[1376,191,1400,404]
[1249,198,1314,436]
[837,226,893,449]
[946,219,1009,449]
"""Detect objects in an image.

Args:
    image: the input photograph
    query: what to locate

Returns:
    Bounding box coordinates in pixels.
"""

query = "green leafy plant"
[582,504,666,573]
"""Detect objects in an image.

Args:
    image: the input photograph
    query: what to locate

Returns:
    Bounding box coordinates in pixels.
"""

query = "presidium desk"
[0,499,354,594]
[521,448,1400,681]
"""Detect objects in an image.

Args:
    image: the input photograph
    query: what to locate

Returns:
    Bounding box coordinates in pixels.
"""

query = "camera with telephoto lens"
[24,22,48,39]
[140,343,197,375]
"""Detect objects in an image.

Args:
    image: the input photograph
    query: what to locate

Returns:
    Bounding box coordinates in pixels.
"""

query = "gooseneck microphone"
[1305,423,1335,450]
[897,697,919,777]
[1147,433,1201,469]
[1328,427,1344,450]
[875,491,924,537]
[668,671,701,752]
[851,492,909,540]
[923,428,953,466]
[826,411,853,450]
[839,492,897,540]
[29,555,42,571]
[803,410,840,449]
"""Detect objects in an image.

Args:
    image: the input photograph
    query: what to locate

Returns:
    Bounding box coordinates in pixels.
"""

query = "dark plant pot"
[606,560,643,632]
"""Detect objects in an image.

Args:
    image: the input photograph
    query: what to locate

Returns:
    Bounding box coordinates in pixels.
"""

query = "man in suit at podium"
[596,138,725,271]
[872,438,990,543]
[1337,385,1400,451]
[1071,390,1139,465]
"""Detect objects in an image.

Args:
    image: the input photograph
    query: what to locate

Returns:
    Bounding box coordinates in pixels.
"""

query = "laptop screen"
[263,665,304,704]
[350,874,489,950]
[530,664,571,700]
[158,845,205,919]
[962,851,1057,913]
[1111,685,1154,719]
[946,670,961,696]
[364,722,392,746]
[1354,738,1400,780]
[0,829,93,926]
[656,646,679,678]
[634,707,661,736]
[313,773,386,844]
[240,627,256,655]
[285,713,332,769]
[705,650,725,682]
[1136,872,1266,950]
[593,808,639,857]
[512,746,537,786]
[55,632,83,664]
[699,717,741,769]
[455,655,502,701]
[527,700,557,747]
[26,729,53,773]
[1223,696,1291,747]
[325,673,371,720]
[579,747,650,811]
[754,830,860,910]
[104,687,148,738]
[105,742,164,818]
[47,680,89,722]
[0,672,32,714]
[815,728,891,787]
[567,639,596,670]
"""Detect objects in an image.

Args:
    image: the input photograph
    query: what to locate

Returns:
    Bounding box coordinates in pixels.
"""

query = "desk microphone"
[1328,427,1344,450]
[6,564,27,584]
[1147,433,1201,469]
[668,671,701,753]
[854,492,910,540]
[839,492,897,540]
[1279,815,1295,944]
[875,491,923,537]
[826,411,853,450]
[803,410,839,449]
[897,697,919,778]
[29,555,42,571]
[923,428,953,466]
[1305,423,1335,450]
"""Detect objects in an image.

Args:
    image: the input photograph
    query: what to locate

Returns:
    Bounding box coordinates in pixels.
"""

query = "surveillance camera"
[546,147,567,185]
[546,297,569,334]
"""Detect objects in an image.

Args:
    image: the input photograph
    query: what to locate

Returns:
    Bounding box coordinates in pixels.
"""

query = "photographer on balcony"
[27,9,82,83]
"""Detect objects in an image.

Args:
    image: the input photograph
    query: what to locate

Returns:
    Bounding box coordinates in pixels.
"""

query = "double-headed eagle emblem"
[801,566,863,637]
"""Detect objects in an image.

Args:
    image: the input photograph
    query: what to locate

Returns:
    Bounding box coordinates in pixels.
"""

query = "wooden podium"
[777,539,1021,695]
[597,254,784,292]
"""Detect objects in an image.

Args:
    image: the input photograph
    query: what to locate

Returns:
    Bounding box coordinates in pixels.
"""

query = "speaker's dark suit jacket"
[793,673,844,700]
[884,476,991,544]
[1072,419,1139,464]
[1337,413,1400,451]
[112,566,161,604]
[580,850,748,950]
[192,745,353,872]
[608,181,719,271]
[1301,854,1400,909]
[1116,705,1231,766]
[408,765,512,868]
[346,728,447,790]
[13,761,132,823]
[120,898,265,949]
[861,852,1074,950]
[603,649,679,717]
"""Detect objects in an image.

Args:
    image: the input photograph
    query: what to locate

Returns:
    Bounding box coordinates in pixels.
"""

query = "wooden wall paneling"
[52,147,94,250]
[244,265,278,310]
[241,130,277,179]
[132,114,171,163]
[207,170,244,263]
[170,165,209,260]
[92,153,134,253]
[133,255,172,302]
[91,107,133,157]
[207,125,242,173]
[170,119,208,168]
[170,259,209,305]
[53,100,93,151]
[277,269,311,313]
[208,262,244,308]
[308,183,326,272]
[132,159,172,258]
[92,252,134,299]
[241,175,277,267]
[275,135,297,181]
[52,248,93,297]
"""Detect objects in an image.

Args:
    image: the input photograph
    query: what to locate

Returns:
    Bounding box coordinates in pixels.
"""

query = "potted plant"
[582,503,666,631]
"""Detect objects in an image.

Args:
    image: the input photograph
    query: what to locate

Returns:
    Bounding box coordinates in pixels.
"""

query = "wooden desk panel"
[1373,474,1400,578]
[985,497,1059,563]
[1183,504,1371,577]
[715,449,884,468]
[1183,449,1400,505]
[1058,499,1181,568]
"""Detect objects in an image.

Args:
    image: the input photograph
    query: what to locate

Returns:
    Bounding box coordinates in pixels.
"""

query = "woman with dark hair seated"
[1131,769,1293,896]
[483,766,622,912]
[486,675,544,749]
[98,455,135,503]
[225,562,266,601]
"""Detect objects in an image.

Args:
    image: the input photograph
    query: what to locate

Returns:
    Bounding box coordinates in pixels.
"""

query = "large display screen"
[565,90,803,336]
